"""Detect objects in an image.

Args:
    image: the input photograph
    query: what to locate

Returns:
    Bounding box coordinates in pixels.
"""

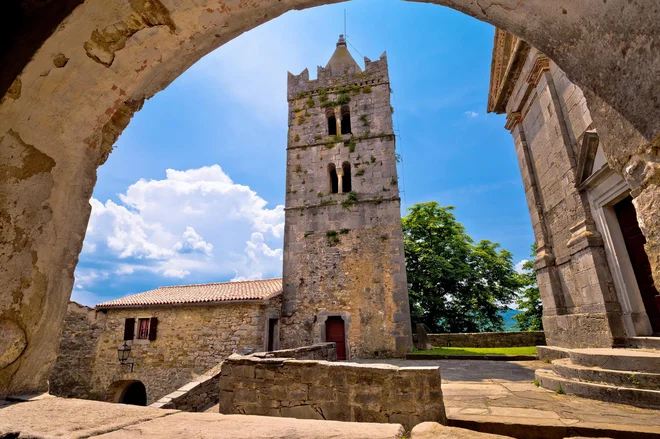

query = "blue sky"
[72,0,533,306]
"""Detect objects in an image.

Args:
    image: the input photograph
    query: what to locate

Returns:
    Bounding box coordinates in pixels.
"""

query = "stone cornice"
[504,112,522,131]
[487,29,530,114]
[526,56,551,87]
[284,195,400,211]
[287,132,394,151]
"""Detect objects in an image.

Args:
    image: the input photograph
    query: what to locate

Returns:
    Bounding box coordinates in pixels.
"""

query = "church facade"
[488,30,660,348]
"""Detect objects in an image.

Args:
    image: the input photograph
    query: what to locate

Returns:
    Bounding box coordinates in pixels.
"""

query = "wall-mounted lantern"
[118,342,134,372]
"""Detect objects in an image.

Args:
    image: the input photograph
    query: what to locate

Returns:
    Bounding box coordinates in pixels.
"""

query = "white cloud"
[231,232,283,281]
[163,269,191,279]
[78,165,284,303]
[463,111,479,118]
[174,227,213,256]
[514,259,529,274]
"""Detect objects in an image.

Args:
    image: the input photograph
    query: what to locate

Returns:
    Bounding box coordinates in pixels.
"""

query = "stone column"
[506,113,566,318]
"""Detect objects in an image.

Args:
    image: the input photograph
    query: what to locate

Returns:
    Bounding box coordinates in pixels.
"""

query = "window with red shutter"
[123,318,135,341]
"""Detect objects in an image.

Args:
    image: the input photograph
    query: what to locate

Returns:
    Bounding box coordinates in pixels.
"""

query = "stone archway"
[108,380,147,406]
[1,0,660,397]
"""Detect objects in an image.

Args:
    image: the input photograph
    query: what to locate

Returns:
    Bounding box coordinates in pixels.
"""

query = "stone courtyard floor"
[352,359,660,437]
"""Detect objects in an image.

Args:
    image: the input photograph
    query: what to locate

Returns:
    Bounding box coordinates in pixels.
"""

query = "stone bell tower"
[279,36,412,359]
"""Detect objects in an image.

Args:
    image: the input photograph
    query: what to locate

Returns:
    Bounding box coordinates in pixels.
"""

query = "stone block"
[411,422,513,438]
[280,405,324,420]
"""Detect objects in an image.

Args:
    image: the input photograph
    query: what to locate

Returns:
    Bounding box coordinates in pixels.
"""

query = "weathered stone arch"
[1,0,659,397]
[108,379,147,405]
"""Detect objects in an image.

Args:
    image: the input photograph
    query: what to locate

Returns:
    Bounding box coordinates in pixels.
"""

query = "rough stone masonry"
[3,0,660,397]
[218,353,446,431]
[279,37,413,359]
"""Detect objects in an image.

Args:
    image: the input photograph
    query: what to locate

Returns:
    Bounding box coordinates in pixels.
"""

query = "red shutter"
[123,318,135,341]
[148,317,158,341]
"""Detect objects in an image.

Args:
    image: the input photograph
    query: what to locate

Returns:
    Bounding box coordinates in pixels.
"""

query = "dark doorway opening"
[267,318,278,351]
[325,316,346,360]
[119,381,147,406]
[614,195,660,334]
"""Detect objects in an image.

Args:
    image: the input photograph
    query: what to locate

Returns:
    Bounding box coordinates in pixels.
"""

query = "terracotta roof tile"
[96,278,282,309]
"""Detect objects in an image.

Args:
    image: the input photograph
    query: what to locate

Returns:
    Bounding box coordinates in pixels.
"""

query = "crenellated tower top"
[287,35,389,100]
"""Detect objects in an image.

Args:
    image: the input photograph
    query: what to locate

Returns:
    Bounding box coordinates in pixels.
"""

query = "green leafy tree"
[514,244,543,331]
[402,202,523,333]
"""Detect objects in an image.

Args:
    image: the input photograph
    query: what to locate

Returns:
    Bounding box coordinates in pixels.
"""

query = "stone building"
[280,36,413,359]
[488,30,660,348]
[50,278,282,405]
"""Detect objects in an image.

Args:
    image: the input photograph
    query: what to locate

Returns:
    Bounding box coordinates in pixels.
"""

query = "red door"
[614,196,660,334]
[326,317,346,360]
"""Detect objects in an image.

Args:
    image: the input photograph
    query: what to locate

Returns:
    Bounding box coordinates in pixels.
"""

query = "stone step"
[568,348,660,373]
[535,369,660,409]
[536,346,570,362]
[552,358,660,390]
[628,337,660,351]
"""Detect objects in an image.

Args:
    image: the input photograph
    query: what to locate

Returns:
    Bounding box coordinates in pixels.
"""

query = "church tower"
[280,36,412,359]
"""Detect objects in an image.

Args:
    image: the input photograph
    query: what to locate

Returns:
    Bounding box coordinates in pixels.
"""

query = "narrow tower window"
[327,109,337,136]
[342,162,352,193]
[329,163,339,194]
[340,105,352,135]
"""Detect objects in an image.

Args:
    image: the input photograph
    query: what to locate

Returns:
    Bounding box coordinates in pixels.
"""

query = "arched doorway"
[109,380,147,406]
[2,0,660,397]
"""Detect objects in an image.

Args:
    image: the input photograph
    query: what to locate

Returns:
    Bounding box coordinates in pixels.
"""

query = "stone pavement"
[353,359,660,437]
[0,397,405,439]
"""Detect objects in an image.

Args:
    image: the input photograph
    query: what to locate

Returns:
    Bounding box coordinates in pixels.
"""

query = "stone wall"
[425,332,546,349]
[50,302,106,399]
[150,343,337,412]
[218,354,446,431]
[93,298,280,404]
[50,296,280,405]
[150,362,224,412]
[281,52,412,359]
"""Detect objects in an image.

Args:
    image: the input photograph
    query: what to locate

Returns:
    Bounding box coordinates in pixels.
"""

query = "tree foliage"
[402,202,523,333]
[514,244,543,331]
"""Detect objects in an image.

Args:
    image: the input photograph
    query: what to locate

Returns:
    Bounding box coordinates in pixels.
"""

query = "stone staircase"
[535,347,660,409]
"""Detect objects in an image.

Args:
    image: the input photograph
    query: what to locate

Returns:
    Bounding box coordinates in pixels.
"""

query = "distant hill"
[501,309,520,332]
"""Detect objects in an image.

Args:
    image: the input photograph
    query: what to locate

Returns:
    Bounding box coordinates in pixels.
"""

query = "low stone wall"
[150,362,223,412]
[426,331,545,348]
[150,344,337,412]
[218,355,446,431]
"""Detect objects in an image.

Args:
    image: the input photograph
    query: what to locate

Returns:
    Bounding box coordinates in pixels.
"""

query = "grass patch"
[412,346,537,356]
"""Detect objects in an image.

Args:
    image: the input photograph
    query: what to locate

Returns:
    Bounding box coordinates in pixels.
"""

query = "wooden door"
[614,196,660,334]
[325,316,346,360]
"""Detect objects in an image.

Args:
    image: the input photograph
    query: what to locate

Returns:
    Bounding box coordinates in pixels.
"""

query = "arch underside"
[1,0,660,396]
